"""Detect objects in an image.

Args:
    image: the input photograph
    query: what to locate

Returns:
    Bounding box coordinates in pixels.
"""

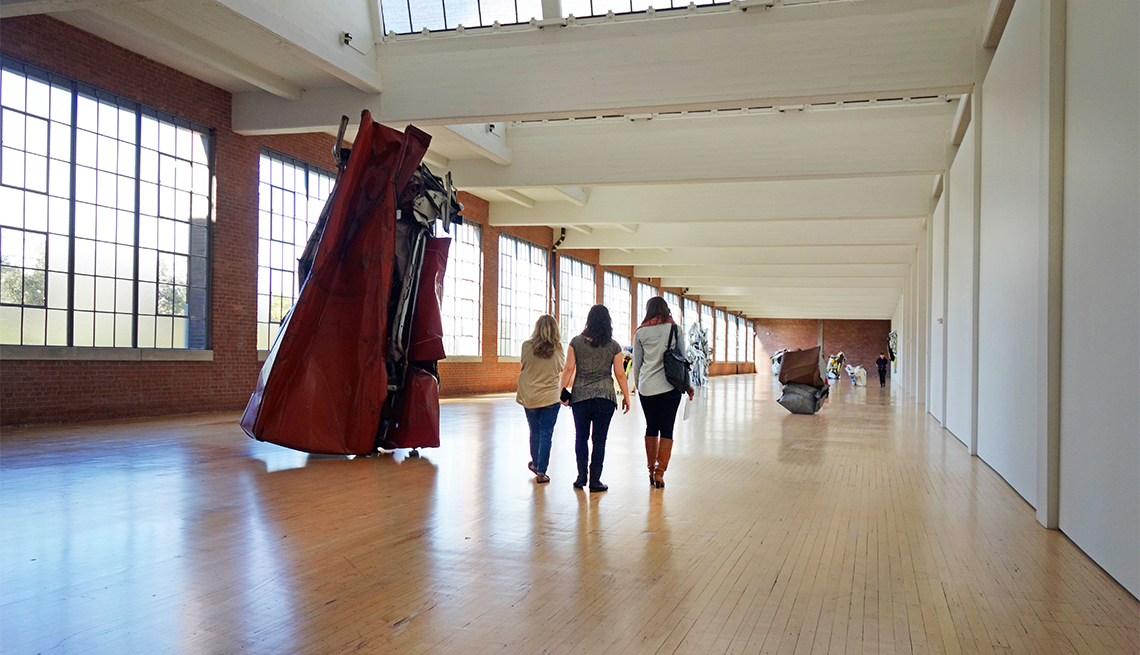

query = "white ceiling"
[4,0,996,319]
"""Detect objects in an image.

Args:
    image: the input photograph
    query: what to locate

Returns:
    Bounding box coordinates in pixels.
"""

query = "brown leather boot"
[644,435,659,486]
[653,438,674,488]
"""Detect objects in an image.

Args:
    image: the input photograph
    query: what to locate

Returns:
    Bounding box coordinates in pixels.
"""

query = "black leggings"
[640,389,683,440]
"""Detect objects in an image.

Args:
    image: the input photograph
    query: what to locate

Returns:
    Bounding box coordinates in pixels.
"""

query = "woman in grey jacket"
[632,297,695,488]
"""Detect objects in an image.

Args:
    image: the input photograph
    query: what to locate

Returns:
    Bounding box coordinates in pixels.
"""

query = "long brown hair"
[640,296,672,327]
[529,314,562,359]
[581,304,613,347]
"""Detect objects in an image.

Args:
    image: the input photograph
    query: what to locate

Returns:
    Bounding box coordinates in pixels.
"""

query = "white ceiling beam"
[372,0,978,124]
[422,150,450,169]
[92,4,304,100]
[445,104,955,188]
[951,93,972,146]
[932,173,944,199]
[441,123,512,165]
[212,0,383,93]
[486,177,933,226]
[0,0,138,16]
[233,86,380,135]
[698,288,902,299]
[983,0,1017,48]
[565,225,593,234]
[493,189,536,207]
[560,218,924,249]
[659,277,905,290]
[554,187,590,206]
[600,245,917,266]
[747,314,898,321]
[635,263,911,278]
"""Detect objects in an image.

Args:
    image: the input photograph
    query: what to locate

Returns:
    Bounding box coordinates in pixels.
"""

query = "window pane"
[558,255,594,348]
[256,149,334,350]
[602,271,631,348]
[0,62,70,346]
[441,221,482,356]
[0,59,213,348]
[498,234,548,357]
[715,309,727,361]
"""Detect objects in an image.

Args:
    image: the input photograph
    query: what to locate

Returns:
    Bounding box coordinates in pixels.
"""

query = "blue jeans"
[524,403,561,475]
[571,398,616,483]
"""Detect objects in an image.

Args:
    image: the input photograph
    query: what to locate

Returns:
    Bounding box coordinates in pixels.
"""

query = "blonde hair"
[529,314,562,359]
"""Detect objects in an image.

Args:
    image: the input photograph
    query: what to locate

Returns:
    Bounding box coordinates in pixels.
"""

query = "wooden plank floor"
[2,375,1136,654]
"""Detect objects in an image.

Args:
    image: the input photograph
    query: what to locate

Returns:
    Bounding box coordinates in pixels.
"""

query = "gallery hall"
[0,0,1136,653]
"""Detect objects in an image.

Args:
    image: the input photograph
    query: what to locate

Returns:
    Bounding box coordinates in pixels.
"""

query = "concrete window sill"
[1,346,214,362]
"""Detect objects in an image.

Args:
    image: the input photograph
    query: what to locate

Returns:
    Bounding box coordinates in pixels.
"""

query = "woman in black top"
[560,305,631,492]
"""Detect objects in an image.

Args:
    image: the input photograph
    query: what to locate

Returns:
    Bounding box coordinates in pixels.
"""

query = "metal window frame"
[382,0,733,35]
[0,56,214,350]
[497,233,548,357]
[441,220,483,356]
[602,269,631,346]
[255,148,335,351]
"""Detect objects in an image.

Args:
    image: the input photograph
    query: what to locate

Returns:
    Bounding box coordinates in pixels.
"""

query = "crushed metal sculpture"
[826,351,846,380]
[888,332,898,365]
[776,346,829,414]
[241,111,462,455]
[845,364,867,387]
[687,323,711,387]
[770,348,788,376]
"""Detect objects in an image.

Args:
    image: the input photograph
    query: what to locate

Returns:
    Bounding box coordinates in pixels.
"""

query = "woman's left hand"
[621,396,630,414]
[686,386,695,401]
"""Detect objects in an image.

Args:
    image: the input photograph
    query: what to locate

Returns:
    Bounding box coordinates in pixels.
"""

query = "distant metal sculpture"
[845,364,867,386]
[776,346,829,414]
[770,348,788,376]
[888,331,898,370]
[826,351,846,380]
[687,323,711,387]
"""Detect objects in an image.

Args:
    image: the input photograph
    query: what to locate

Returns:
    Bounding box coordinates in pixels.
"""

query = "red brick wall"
[822,319,891,376]
[754,318,820,374]
[752,318,890,378]
[0,16,342,425]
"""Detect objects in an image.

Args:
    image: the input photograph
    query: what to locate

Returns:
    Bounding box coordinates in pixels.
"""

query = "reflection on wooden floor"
[2,375,1137,654]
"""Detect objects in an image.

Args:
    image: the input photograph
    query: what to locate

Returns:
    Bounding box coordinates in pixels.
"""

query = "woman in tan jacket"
[517,315,564,484]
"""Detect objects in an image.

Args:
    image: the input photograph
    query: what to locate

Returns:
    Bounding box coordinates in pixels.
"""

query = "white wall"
[944,122,976,449]
[975,0,1044,507]
[1059,0,1140,599]
[928,194,947,422]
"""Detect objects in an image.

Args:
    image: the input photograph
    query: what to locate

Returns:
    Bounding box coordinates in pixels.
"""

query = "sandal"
[527,461,538,475]
[535,474,550,484]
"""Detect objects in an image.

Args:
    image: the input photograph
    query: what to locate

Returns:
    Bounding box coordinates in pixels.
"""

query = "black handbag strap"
[667,323,677,351]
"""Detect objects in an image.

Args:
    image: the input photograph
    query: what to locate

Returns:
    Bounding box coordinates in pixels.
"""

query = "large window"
[603,270,631,347]
[498,234,547,357]
[635,280,657,321]
[559,255,594,345]
[727,312,738,362]
[256,150,334,350]
[663,290,682,324]
[380,0,729,35]
[442,221,482,356]
[683,297,699,337]
[381,0,541,34]
[744,319,753,363]
[1,59,211,349]
[715,308,726,361]
[700,303,713,330]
